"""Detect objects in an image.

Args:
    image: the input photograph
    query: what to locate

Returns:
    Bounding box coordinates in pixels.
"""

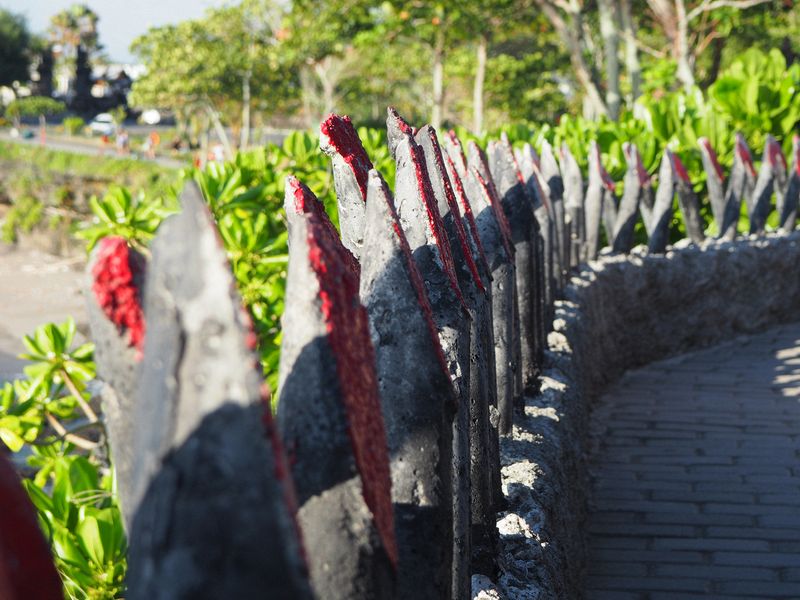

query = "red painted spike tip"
[473,166,515,261]
[0,454,64,600]
[735,133,757,178]
[444,153,491,277]
[698,137,725,182]
[766,137,787,171]
[669,151,691,184]
[287,176,360,278]
[408,140,469,312]
[320,114,374,202]
[306,211,398,569]
[625,143,651,187]
[593,143,616,192]
[446,130,468,173]
[423,127,485,293]
[388,107,414,136]
[92,236,145,357]
[469,141,516,257]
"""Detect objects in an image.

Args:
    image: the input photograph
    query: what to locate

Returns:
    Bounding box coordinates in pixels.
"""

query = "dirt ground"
[0,245,87,383]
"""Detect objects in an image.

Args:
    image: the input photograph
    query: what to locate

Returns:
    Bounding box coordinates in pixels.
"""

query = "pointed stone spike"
[540,140,567,284]
[467,141,516,259]
[670,150,705,245]
[773,137,790,220]
[320,114,374,259]
[780,136,800,232]
[444,129,469,179]
[84,237,146,527]
[612,142,644,253]
[387,106,415,159]
[360,168,457,600]
[720,133,756,240]
[127,182,312,600]
[585,141,613,260]
[559,142,585,266]
[648,151,676,254]
[0,453,64,600]
[750,135,784,235]
[698,137,727,230]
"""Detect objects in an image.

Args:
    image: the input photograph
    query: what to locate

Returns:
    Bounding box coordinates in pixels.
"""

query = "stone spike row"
[59,118,798,600]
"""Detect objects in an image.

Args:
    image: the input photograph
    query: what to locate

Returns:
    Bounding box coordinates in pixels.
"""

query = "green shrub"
[63,117,86,136]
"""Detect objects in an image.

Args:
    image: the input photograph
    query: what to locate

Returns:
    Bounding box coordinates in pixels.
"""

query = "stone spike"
[127,182,312,600]
[669,150,706,245]
[773,137,790,220]
[444,129,469,179]
[585,141,612,260]
[487,135,542,397]
[719,133,756,239]
[612,142,644,253]
[779,135,800,232]
[559,142,585,266]
[360,168,456,600]
[84,237,146,528]
[319,114,374,259]
[540,140,567,285]
[648,151,676,254]
[0,453,64,600]
[698,137,727,230]
[467,141,516,259]
[279,180,399,598]
[387,106,415,159]
[750,135,784,235]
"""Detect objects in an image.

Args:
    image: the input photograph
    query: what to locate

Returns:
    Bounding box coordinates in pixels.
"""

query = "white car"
[140,109,161,125]
[89,113,116,136]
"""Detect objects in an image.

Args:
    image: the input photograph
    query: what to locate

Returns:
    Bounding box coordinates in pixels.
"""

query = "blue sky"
[4,0,228,63]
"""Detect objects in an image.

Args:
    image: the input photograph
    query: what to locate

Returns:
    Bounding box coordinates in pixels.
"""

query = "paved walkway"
[586,322,800,599]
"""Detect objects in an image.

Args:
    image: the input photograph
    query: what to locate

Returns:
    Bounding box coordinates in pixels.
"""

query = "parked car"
[140,109,161,125]
[89,113,116,136]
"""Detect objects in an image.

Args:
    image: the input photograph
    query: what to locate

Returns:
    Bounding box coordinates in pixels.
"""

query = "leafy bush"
[63,117,86,136]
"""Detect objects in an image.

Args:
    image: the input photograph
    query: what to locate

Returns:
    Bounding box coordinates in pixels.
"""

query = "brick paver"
[585,323,800,599]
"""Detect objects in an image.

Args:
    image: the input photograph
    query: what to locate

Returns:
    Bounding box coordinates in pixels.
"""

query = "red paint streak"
[735,134,756,179]
[670,151,691,184]
[794,136,800,176]
[306,214,398,568]
[287,176,360,279]
[424,128,485,293]
[474,168,515,262]
[592,144,616,192]
[260,384,308,566]
[92,236,145,356]
[0,454,63,600]
[699,137,725,182]
[388,107,414,136]
[320,114,374,202]
[409,140,469,313]
[767,138,787,171]
[530,162,552,212]
[469,142,516,259]
[626,144,651,187]
[446,130,468,175]
[445,153,491,277]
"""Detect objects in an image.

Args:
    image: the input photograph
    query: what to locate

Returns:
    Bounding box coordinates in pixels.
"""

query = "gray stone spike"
[84,239,145,529]
[279,178,398,600]
[559,142,585,266]
[612,142,647,253]
[415,127,504,540]
[698,137,727,231]
[319,113,374,259]
[669,150,706,245]
[750,135,785,235]
[720,133,756,240]
[780,136,800,232]
[127,182,312,600]
[585,141,613,260]
[541,140,567,286]
[360,169,457,600]
[648,151,676,254]
[487,136,542,397]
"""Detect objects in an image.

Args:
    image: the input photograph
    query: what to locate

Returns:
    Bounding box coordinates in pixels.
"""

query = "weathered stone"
[611,142,648,253]
[648,151,675,254]
[720,133,756,239]
[750,135,785,235]
[779,135,800,232]
[559,142,585,267]
[320,113,374,259]
[127,183,312,600]
[585,142,616,260]
[360,169,456,600]
[670,150,706,245]
[84,238,146,528]
[540,140,567,290]
[487,134,541,394]
[0,453,64,600]
[278,177,397,600]
[698,136,727,231]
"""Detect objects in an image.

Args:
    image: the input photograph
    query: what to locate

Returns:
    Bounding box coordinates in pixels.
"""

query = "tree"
[0,9,32,92]
[5,96,65,129]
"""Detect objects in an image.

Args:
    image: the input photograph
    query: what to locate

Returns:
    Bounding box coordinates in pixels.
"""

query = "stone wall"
[492,231,800,599]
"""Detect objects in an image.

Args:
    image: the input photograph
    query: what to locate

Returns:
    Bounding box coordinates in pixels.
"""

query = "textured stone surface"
[699,137,727,232]
[671,151,705,245]
[647,152,675,254]
[721,134,756,239]
[496,230,800,599]
[612,143,647,253]
[127,183,311,600]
